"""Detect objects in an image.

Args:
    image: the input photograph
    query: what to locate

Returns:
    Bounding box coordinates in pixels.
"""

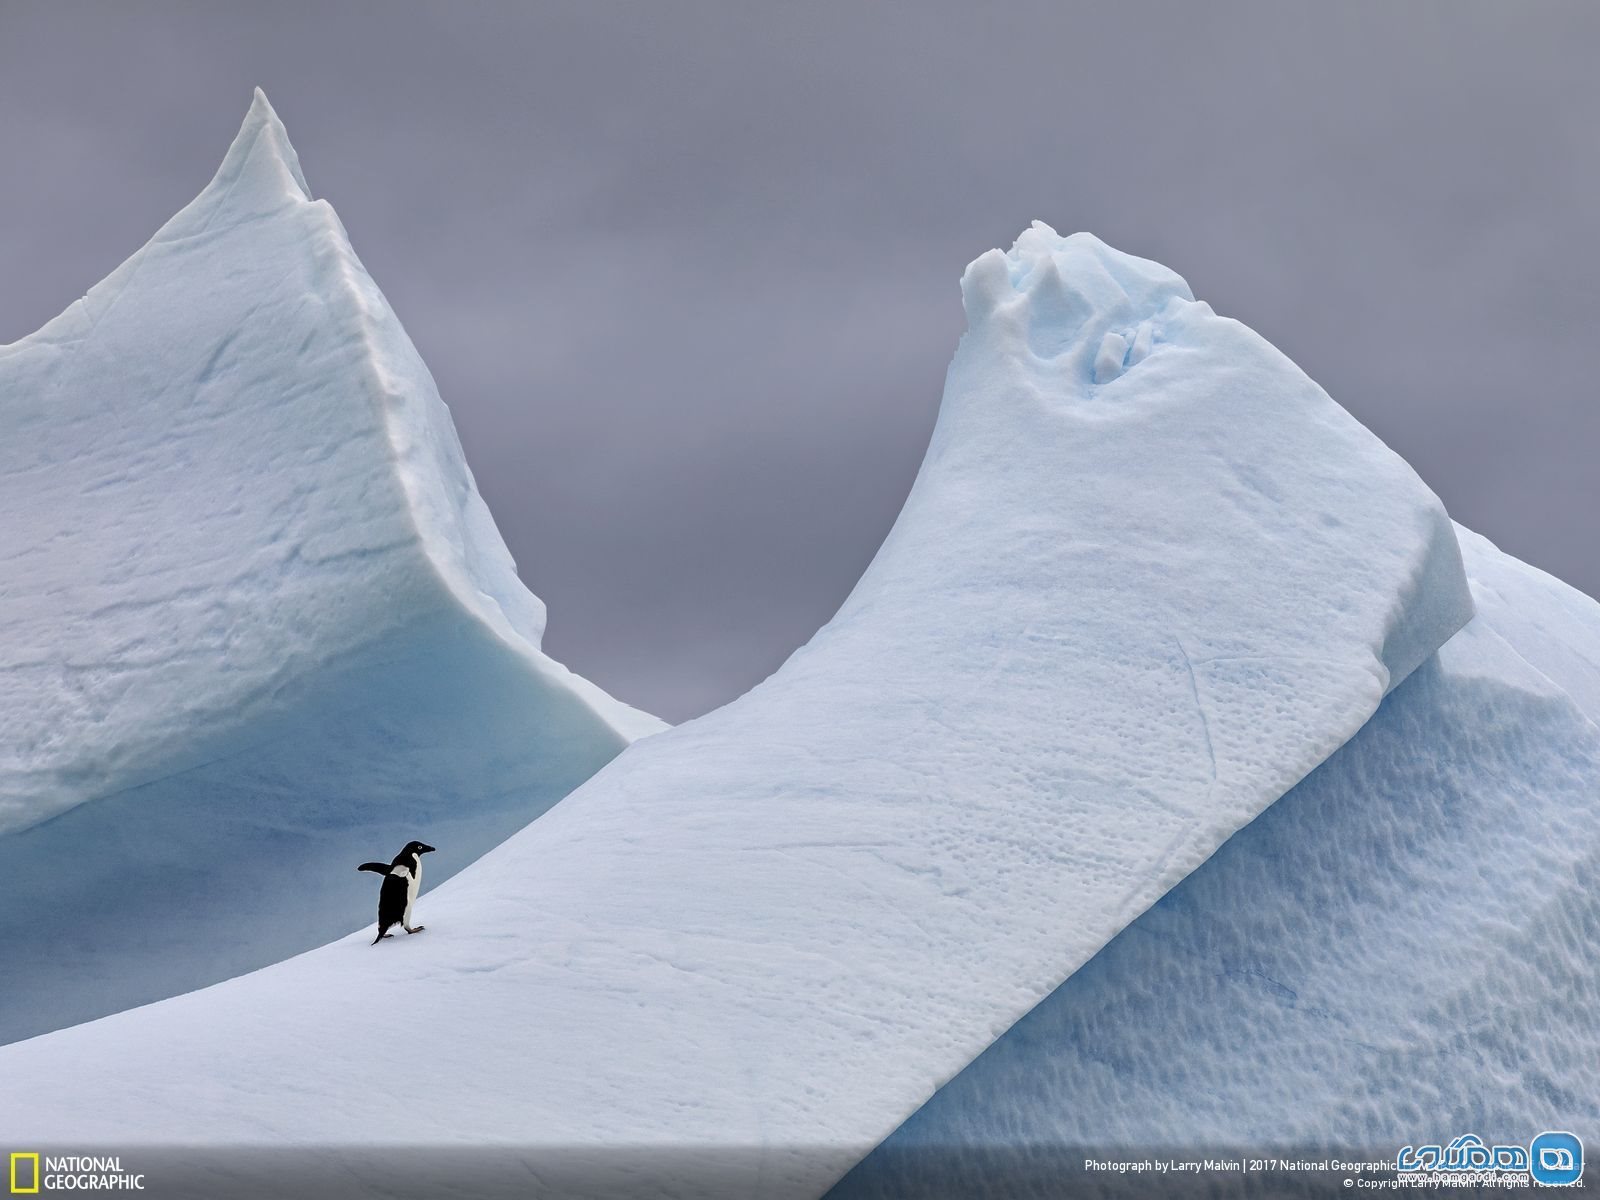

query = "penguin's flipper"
[357,862,390,874]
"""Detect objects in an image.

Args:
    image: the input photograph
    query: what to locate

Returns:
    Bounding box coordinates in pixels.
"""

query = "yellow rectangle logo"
[8,1153,40,1194]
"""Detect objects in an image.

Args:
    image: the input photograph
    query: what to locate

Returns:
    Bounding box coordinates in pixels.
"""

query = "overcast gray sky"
[2,2,1595,722]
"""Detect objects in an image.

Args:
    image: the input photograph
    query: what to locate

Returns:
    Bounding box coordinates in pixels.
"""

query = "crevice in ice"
[1173,635,1218,784]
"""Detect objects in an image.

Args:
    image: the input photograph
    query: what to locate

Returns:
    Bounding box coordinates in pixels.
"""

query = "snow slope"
[831,527,1600,1198]
[0,216,1472,1198]
[0,92,661,1046]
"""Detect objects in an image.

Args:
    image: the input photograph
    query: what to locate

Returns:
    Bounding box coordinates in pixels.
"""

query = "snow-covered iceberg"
[0,187,1474,1197]
[831,526,1600,1198]
[0,91,661,1046]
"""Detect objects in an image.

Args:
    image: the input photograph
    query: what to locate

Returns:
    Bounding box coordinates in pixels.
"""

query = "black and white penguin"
[358,840,436,944]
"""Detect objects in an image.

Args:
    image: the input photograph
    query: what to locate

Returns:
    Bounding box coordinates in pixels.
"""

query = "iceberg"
[0,91,661,1046]
[0,99,1476,1200]
[831,526,1600,1197]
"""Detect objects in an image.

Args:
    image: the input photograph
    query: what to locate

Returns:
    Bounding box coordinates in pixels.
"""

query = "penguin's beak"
[419,843,436,854]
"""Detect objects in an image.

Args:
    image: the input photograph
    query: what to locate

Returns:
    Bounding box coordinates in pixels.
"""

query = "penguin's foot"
[404,925,425,934]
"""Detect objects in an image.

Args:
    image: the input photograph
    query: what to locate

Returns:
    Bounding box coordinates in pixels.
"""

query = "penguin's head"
[405,840,436,856]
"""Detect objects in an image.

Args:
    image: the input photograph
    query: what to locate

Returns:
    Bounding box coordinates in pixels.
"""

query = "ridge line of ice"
[238,90,658,743]
[1,87,659,798]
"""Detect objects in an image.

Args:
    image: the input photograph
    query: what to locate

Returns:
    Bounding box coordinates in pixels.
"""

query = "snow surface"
[0,190,1473,1198]
[0,92,661,1045]
[832,527,1600,1198]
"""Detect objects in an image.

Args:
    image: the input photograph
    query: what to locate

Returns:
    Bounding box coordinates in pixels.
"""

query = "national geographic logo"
[8,1155,144,1192]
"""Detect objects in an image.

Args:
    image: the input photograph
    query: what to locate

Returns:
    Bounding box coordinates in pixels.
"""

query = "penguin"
[358,840,436,944]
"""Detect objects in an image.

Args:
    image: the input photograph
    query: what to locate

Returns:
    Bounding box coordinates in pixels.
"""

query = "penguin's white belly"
[404,861,421,924]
